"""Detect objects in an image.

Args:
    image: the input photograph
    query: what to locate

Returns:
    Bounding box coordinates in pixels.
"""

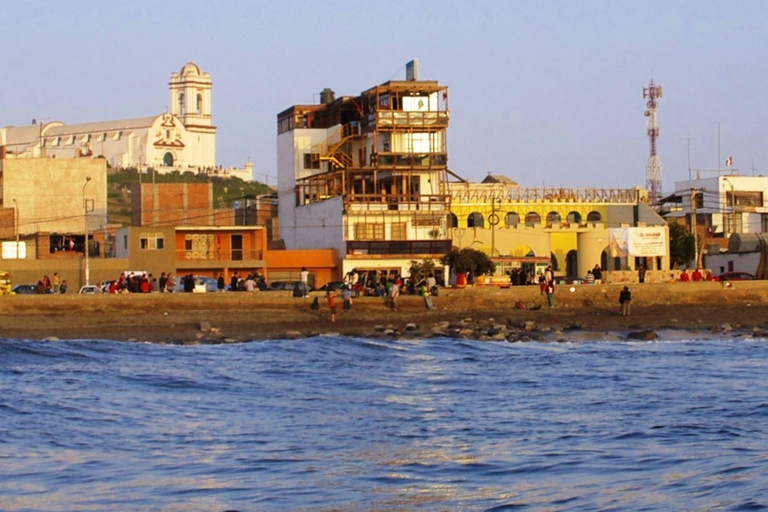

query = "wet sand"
[1,282,766,343]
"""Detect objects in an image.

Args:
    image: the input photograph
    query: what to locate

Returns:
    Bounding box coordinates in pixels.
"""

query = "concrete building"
[448,181,670,279]
[667,174,768,236]
[277,72,451,279]
[0,157,107,259]
[0,62,216,172]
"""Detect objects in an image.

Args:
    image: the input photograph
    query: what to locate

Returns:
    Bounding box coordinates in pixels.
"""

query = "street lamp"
[11,198,19,259]
[83,176,92,286]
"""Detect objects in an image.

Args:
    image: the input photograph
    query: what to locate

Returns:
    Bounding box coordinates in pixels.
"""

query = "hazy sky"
[2,1,767,192]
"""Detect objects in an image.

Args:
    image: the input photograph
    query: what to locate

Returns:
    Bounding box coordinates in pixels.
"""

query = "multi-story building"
[667,174,768,236]
[277,72,451,280]
[449,180,670,279]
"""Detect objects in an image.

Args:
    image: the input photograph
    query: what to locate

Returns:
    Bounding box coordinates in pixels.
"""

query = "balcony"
[376,153,447,168]
[345,193,449,212]
[346,240,451,256]
[363,111,449,131]
[175,249,263,262]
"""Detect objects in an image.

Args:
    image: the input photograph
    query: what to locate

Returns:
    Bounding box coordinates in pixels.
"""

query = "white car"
[78,285,102,294]
[174,276,208,293]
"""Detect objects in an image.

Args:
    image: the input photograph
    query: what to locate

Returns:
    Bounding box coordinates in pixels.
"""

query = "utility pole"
[691,187,699,269]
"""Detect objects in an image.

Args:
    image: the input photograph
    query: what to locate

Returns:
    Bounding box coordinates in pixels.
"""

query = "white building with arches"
[0,62,216,172]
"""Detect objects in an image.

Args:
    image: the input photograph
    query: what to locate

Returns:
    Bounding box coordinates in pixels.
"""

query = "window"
[447,213,458,228]
[546,211,562,225]
[355,223,385,240]
[303,153,320,169]
[525,212,541,225]
[587,211,602,222]
[567,211,582,224]
[197,93,203,115]
[727,191,764,208]
[468,212,484,228]
[505,212,520,227]
[179,92,185,115]
[391,223,407,240]
[140,233,165,250]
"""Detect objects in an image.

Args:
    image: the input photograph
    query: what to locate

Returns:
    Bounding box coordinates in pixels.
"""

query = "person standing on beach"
[593,265,602,285]
[619,286,632,316]
[300,267,309,297]
[326,289,337,323]
[389,279,400,311]
[546,281,555,308]
[420,281,434,310]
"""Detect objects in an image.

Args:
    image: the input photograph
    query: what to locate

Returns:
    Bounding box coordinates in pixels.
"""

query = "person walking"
[619,286,632,316]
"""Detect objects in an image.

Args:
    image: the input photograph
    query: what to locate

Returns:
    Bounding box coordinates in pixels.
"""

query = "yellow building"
[448,181,670,278]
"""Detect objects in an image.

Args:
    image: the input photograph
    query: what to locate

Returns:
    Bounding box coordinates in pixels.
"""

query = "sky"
[2,1,768,193]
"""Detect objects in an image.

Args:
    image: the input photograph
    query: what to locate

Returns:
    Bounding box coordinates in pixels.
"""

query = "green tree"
[441,248,496,276]
[668,221,695,268]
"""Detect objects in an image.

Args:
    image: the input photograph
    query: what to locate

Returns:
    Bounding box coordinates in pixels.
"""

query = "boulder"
[198,321,212,333]
[405,323,418,331]
[374,325,385,332]
[524,321,536,331]
[627,330,658,341]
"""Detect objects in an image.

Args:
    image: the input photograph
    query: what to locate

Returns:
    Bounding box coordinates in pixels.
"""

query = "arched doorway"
[447,213,458,229]
[525,212,541,226]
[550,252,559,271]
[546,211,561,226]
[566,250,578,277]
[587,211,602,223]
[567,211,581,224]
[505,212,520,227]
[163,152,174,167]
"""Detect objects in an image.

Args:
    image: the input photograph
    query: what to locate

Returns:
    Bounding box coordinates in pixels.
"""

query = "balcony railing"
[175,249,263,261]
[376,153,447,167]
[346,240,451,256]
[345,194,449,212]
[363,111,449,130]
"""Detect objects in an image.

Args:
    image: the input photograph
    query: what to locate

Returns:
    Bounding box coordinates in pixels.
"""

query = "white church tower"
[169,62,216,168]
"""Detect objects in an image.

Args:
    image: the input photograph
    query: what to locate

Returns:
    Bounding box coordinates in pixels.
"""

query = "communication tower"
[643,80,663,206]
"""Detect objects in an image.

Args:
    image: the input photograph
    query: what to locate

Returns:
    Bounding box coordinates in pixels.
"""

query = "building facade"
[448,182,669,277]
[277,76,451,279]
[0,62,216,172]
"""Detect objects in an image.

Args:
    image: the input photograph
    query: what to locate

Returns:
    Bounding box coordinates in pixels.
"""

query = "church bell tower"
[169,61,212,128]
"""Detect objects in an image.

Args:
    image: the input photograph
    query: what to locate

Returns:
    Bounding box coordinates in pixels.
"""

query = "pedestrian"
[692,268,702,282]
[679,269,690,282]
[300,267,309,297]
[619,286,632,316]
[326,289,337,323]
[165,272,175,293]
[546,281,555,308]
[159,272,167,293]
[638,265,646,284]
[59,280,68,294]
[217,273,225,292]
[52,272,60,294]
[389,279,400,311]
[342,285,353,310]
[420,280,433,310]
[592,265,602,285]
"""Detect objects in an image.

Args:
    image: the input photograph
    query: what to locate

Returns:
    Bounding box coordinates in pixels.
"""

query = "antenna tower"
[643,79,663,206]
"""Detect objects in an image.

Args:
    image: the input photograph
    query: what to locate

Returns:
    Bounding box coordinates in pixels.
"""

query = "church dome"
[180,61,201,76]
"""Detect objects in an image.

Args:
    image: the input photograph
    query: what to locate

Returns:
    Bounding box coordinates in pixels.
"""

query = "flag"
[725,156,733,167]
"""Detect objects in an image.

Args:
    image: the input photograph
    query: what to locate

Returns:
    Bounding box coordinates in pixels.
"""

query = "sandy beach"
[1,281,766,343]
[0,281,768,343]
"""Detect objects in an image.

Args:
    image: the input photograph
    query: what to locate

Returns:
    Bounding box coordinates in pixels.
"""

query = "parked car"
[318,281,344,292]
[554,276,588,285]
[79,285,102,294]
[174,276,208,293]
[715,271,755,282]
[11,284,37,295]
[268,281,303,291]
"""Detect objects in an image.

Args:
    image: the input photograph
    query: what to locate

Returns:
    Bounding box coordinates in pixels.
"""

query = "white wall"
[292,197,345,254]
[705,252,759,276]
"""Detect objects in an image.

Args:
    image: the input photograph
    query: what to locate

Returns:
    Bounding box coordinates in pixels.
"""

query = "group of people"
[225,272,268,292]
[677,268,713,282]
[34,273,67,294]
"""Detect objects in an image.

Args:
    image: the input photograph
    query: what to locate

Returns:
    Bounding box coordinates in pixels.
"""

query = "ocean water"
[1,336,768,511]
